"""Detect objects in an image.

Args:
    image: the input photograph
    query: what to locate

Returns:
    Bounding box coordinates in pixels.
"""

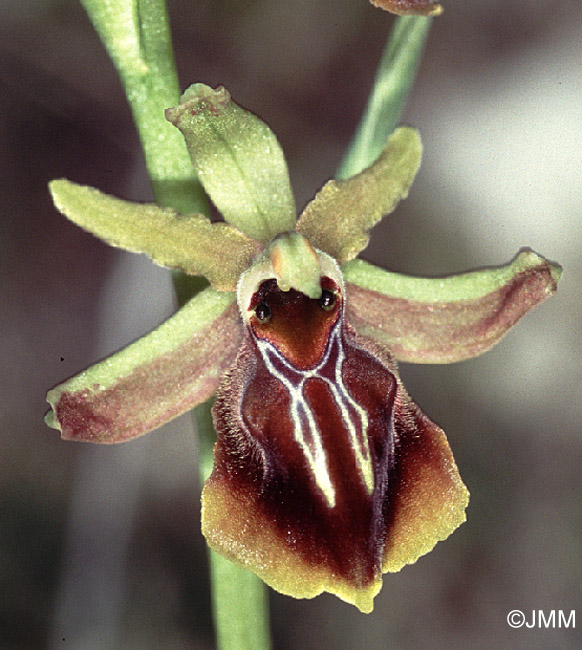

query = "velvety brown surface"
[203,282,467,610]
[4,0,578,645]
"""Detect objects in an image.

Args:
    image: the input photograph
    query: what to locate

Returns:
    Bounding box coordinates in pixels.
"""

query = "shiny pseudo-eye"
[204,269,468,613]
[318,289,336,311]
[254,302,271,323]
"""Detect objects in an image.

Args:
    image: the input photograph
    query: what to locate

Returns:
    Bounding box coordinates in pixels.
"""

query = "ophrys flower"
[46,84,560,612]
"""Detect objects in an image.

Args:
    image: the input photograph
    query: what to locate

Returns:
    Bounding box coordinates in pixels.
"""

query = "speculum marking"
[255,319,374,508]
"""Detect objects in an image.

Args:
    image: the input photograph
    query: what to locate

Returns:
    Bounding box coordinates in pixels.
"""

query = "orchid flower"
[45,84,560,613]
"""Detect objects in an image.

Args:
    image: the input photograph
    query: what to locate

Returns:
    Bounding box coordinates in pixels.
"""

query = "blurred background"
[1,0,581,648]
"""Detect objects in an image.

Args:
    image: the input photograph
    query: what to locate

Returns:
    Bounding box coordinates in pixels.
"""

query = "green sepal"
[166,84,296,243]
[297,127,421,264]
[343,249,562,363]
[46,287,241,443]
[49,179,262,291]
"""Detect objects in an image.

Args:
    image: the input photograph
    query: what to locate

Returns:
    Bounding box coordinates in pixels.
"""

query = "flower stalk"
[79,0,206,213]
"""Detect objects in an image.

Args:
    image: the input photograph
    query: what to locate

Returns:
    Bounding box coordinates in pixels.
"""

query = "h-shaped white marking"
[255,321,374,508]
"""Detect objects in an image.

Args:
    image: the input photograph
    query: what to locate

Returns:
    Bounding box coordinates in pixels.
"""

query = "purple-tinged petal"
[202,269,467,612]
[370,0,443,16]
[296,127,421,264]
[343,249,561,363]
[46,288,241,443]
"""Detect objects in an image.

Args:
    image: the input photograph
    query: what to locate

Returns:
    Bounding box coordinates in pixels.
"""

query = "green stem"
[337,16,432,179]
[195,402,272,650]
[80,0,206,213]
[79,1,271,648]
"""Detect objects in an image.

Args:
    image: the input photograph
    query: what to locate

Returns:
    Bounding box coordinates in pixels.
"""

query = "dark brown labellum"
[203,260,468,612]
